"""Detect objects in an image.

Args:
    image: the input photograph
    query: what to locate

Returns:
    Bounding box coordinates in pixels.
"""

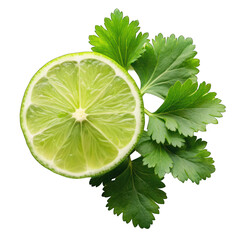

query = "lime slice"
[20,52,144,178]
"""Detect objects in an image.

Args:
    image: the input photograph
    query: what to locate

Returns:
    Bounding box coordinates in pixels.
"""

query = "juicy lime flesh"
[25,58,138,175]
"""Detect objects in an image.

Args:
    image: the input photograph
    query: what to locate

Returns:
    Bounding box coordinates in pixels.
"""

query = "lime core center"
[72,108,87,122]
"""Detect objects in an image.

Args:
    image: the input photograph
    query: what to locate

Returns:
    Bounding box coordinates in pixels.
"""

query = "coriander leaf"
[153,79,226,136]
[89,9,149,69]
[137,132,215,184]
[135,132,173,178]
[148,116,185,147]
[103,157,167,229]
[169,136,215,184]
[89,157,129,187]
[132,34,199,98]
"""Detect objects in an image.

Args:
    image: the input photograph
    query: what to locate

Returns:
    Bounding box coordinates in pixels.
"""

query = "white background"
[1,0,239,239]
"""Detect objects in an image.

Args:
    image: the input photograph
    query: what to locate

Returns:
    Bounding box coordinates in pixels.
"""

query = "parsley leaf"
[89,157,129,187]
[152,79,226,136]
[136,133,215,184]
[103,157,167,229]
[136,132,173,178]
[89,9,149,69]
[148,116,185,147]
[132,34,199,98]
[169,136,215,184]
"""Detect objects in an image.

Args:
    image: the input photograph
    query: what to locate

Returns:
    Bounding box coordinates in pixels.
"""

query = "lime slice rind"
[20,52,144,178]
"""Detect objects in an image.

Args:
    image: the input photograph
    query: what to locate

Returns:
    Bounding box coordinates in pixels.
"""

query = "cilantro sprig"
[89,9,149,69]
[148,79,225,137]
[136,132,215,183]
[133,34,199,98]
[89,9,225,229]
[103,157,166,229]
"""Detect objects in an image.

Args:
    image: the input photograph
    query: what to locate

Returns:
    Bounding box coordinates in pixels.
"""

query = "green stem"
[140,87,147,96]
[144,108,154,116]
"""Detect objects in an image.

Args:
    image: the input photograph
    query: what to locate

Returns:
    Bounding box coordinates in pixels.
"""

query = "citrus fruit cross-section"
[20,52,144,178]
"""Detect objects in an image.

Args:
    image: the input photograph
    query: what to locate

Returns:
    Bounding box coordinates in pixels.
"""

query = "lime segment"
[86,76,136,114]
[78,59,116,109]
[33,119,75,160]
[87,113,136,149]
[47,61,80,108]
[26,105,71,134]
[81,121,118,169]
[31,77,75,112]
